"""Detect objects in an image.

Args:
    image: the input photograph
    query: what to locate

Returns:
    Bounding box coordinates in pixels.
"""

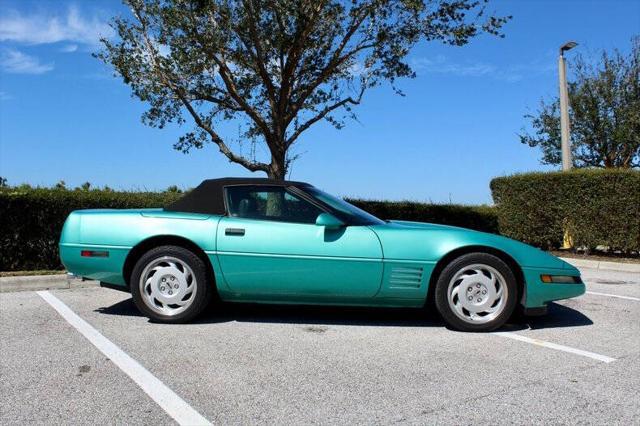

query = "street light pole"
[558,42,578,250]
[558,41,577,171]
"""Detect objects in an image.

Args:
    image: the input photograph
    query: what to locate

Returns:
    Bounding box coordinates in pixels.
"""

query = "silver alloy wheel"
[447,263,508,324]
[139,256,197,316]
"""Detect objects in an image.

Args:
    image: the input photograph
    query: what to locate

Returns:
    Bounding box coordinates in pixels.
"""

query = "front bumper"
[522,266,586,308]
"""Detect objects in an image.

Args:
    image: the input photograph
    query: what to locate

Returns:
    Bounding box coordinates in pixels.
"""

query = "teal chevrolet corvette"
[59,178,585,331]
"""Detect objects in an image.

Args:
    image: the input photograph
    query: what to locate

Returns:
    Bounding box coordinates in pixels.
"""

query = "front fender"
[369,221,583,308]
[370,221,570,269]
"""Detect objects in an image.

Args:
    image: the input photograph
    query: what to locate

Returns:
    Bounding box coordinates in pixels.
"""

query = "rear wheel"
[435,253,518,332]
[130,245,213,323]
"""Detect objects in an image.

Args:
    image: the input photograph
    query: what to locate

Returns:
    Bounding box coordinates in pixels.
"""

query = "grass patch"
[0,270,66,277]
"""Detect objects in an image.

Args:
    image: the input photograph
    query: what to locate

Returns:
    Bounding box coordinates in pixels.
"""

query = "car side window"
[225,186,323,224]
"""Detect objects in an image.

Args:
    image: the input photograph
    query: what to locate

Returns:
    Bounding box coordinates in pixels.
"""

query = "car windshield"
[303,187,385,226]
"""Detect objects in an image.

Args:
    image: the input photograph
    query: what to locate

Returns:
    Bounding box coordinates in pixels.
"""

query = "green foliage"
[0,188,181,271]
[520,37,640,168]
[491,169,640,251]
[97,0,508,178]
[347,199,498,234]
[0,186,496,271]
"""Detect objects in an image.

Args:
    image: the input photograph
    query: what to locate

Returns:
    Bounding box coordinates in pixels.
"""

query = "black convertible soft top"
[164,177,312,215]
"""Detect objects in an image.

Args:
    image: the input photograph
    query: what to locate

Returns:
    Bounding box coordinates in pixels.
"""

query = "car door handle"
[225,228,245,236]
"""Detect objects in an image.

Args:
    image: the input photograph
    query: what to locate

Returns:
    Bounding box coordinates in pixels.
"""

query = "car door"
[216,185,383,299]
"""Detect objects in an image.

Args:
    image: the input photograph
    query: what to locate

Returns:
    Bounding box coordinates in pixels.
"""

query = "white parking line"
[37,291,212,426]
[586,291,640,302]
[492,331,616,363]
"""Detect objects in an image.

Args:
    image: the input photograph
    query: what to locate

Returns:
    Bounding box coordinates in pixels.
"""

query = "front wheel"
[434,253,518,332]
[130,245,213,323]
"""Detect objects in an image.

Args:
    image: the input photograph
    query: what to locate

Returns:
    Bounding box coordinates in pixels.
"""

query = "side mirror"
[315,213,344,230]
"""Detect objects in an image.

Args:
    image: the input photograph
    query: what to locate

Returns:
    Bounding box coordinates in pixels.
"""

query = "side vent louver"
[389,266,424,288]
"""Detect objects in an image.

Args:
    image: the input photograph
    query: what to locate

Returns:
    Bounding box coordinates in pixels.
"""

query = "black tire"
[434,252,518,332]
[130,245,213,323]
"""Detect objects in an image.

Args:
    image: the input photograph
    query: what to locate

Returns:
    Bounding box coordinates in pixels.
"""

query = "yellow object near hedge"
[491,169,640,252]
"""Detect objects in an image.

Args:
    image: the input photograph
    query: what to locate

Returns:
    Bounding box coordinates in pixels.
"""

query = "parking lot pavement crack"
[410,358,620,422]
[414,376,549,418]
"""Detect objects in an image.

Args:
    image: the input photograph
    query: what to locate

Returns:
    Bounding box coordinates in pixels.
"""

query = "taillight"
[81,250,109,258]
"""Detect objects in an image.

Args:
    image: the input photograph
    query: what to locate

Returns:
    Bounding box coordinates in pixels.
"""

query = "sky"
[0,0,638,204]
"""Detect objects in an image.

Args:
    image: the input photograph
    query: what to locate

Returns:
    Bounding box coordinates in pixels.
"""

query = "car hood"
[387,220,468,231]
[370,220,575,271]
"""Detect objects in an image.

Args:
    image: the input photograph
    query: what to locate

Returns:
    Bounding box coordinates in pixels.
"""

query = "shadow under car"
[95,297,593,330]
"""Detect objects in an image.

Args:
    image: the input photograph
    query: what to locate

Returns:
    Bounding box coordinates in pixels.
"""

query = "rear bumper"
[522,266,585,308]
[59,243,130,286]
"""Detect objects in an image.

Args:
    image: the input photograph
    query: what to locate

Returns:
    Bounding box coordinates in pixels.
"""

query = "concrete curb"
[560,257,640,273]
[0,274,99,293]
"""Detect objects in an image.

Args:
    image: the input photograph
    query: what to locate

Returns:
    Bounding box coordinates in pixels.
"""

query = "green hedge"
[0,187,497,271]
[491,169,640,252]
[347,199,498,233]
[0,188,181,271]
[6,170,634,271]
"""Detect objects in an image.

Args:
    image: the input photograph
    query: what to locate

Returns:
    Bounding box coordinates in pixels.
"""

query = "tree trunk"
[266,146,286,215]
[265,191,284,216]
[267,147,287,181]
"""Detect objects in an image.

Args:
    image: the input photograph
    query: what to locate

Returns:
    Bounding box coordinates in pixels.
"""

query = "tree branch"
[242,0,278,111]
[131,3,269,173]
[179,92,269,172]
[286,86,365,147]
[277,2,326,125]
[184,9,275,143]
[288,6,373,123]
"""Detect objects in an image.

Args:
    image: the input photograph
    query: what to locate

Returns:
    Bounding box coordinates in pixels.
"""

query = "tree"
[520,37,640,169]
[98,0,509,179]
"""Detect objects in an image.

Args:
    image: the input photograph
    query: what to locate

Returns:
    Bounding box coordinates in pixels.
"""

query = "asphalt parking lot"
[1,266,639,425]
